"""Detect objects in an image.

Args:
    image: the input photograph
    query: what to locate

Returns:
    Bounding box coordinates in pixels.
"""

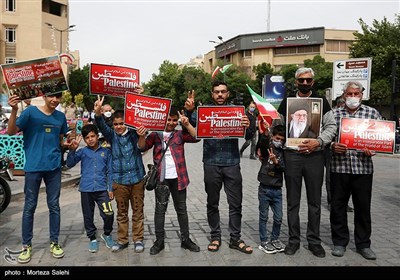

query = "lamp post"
[45,22,76,54]
[218,36,228,81]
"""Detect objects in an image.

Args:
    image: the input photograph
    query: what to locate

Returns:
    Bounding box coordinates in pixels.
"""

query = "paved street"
[0,138,399,272]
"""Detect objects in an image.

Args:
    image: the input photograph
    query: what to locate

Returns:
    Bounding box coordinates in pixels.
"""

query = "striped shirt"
[330,105,382,174]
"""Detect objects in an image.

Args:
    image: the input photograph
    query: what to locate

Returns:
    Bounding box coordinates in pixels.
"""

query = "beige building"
[204,27,355,78]
[0,0,79,104]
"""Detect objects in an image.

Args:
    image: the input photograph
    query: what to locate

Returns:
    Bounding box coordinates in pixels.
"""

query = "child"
[255,124,286,254]
[66,124,115,253]
[138,106,201,255]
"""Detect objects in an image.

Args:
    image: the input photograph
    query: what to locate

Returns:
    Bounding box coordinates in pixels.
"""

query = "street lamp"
[45,22,76,54]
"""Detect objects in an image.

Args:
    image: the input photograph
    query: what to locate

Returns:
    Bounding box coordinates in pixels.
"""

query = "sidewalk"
[1,140,399,270]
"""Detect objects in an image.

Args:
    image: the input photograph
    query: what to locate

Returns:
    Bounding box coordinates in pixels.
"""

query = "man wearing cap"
[277,67,336,258]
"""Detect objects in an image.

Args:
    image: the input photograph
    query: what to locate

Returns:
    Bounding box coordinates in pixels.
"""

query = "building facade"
[204,27,355,78]
[0,0,79,102]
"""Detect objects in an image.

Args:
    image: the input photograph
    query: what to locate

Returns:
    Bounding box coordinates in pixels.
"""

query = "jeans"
[154,179,189,240]
[258,184,283,242]
[22,169,62,246]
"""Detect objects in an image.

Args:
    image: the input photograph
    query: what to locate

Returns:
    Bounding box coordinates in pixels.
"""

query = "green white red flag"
[246,84,280,126]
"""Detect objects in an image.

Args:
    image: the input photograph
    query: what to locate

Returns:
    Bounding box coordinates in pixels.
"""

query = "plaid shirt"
[142,130,200,191]
[331,105,382,174]
[95,116,145,185]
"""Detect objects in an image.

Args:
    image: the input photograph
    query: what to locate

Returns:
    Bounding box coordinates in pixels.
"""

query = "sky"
[68,0,400,83]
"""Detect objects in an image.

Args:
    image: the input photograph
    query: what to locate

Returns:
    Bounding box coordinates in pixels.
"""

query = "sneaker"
[271,239,285,253]
[17,245,32,264]
[88,240,98,253]
[50,242,65,258]
[111,242,129,253]
[101,233,115,249]
[134,241,144,253]
[258,241,277,254]
[150,239,165,255]
[181,238,200,252]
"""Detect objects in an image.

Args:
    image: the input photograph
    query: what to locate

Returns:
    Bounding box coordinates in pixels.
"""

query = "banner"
[1,55,68,100]
[196,106,245,139]
[124,92,171,131]
[286,97,322,148]
[90,63,140,98]
[339,118,395,154]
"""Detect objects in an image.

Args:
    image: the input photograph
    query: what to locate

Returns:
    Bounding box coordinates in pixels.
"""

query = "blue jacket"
[66,146,113,192]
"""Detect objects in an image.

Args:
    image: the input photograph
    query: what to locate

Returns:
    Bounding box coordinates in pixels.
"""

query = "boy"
[256,125,286,254]
[66,124,115,253]
[94,94,147,253]
[138,106,200,255]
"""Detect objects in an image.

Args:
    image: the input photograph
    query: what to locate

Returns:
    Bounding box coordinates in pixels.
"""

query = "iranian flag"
[246,84,280,127]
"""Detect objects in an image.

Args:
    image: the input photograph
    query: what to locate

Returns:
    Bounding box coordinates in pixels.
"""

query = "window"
[242,50,252,58]
[325,40,353,52]
[5,57,16,64]
[274,45,319,56]
[5,0,16,12]
[5,27,16,43]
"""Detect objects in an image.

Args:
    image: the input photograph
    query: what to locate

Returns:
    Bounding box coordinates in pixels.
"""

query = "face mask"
[104,111,112,118]
[249,107,255,112]
[345,97,361,109]
[297,83,313,94]
[272,140,282,148]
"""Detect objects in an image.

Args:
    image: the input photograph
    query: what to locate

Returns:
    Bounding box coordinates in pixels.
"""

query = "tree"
[350,15,400,106]
[252,62,274,94]
[303,55,333,97]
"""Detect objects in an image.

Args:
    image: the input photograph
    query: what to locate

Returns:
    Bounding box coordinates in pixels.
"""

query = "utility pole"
[218,36,227,82]
[267,0,271,32]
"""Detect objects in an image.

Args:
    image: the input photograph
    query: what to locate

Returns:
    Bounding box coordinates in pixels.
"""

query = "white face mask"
[345,97,361,109]
[103,111,112,118]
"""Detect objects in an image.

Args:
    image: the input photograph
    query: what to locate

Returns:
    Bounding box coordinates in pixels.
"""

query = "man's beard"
[290,121,307,137]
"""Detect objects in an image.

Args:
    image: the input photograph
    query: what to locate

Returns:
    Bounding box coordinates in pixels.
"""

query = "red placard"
[90,63,140,98]
[339,117,395,154]
[196,106,245,139]
[124,92,172,131]
[1,55,68,100]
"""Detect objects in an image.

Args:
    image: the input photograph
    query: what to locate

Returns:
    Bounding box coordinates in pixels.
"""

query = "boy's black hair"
[211,80,228,91]
[112,110,124,120]
[272,125,285,138]
[169,106,178,117]
[81,124,98,138]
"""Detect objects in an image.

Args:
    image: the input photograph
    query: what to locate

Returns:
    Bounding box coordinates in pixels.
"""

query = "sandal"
[229,239,253,254]
[207,239,221,252]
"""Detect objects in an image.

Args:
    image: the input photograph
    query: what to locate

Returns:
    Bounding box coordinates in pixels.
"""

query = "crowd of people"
[7,67,383,264]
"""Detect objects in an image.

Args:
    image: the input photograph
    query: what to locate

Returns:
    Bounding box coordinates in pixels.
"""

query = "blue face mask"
[249,107,255,112]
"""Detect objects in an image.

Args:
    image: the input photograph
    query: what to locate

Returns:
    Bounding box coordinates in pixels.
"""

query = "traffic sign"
[332,57,372,100]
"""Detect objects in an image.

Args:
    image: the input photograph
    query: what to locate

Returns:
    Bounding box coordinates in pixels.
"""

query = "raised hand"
[184,90,196,112]
[68,134,82,151]
[94,95,104,116]
[178,110,189,127]
[136,125,148,137]
[8,95,20,111]
[133,86,144,95]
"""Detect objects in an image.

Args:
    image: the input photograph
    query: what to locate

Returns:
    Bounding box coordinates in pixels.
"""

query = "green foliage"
[252,62,274,93]
[74,93,84,109]
[350,15,400,104]
[303,55,333,96]
[61,91,72,106]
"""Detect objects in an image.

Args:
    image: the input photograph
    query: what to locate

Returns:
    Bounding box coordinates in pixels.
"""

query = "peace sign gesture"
[184,90,196,112]
[94,95,104,116]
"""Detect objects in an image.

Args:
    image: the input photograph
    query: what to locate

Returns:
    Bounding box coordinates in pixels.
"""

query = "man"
[185,81,253,254]
[330,81,381,260]
[8,93,69,264]
[239,101,258,160]
[277,67,336,258]
[288,101,317,138]
[94,93,147,253]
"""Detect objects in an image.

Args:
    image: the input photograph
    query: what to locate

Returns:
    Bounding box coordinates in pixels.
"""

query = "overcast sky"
[68,0,399,83]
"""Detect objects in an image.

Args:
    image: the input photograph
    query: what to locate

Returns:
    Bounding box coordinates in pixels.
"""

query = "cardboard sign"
[286,98,322,148]
[339,118,395,154]
[1,55,68,100]
[124,92,171,131]
[90,63,140,98]
[196,106,245,139]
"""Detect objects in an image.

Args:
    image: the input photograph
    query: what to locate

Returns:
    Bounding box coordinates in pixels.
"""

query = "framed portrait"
[286,98,323,148]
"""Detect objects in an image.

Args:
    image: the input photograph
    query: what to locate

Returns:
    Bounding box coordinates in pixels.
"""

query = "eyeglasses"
[296,78,313,83]
[212,90,228,94]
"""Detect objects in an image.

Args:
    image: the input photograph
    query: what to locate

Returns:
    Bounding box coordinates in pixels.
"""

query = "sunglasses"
[297,78,313,83]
